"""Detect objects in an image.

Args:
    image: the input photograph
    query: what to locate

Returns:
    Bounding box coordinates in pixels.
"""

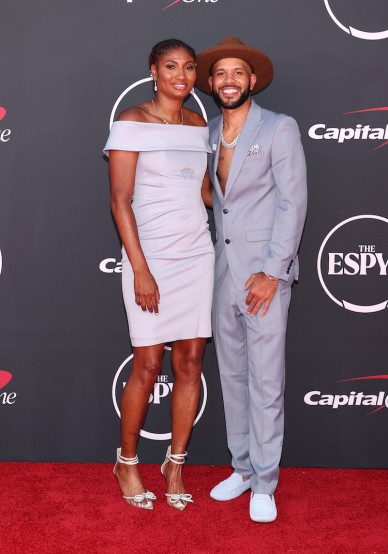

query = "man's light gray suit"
[209,100,307,494]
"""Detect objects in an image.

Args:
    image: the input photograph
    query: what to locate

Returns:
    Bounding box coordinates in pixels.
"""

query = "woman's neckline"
[114,120,207,129]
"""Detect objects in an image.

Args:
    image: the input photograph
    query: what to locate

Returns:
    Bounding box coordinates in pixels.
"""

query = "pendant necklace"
[151,99,183,125]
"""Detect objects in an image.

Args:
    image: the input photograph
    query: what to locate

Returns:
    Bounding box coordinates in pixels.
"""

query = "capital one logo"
[324,0,388,40]
[0,370,17,405]
[99,258,122,274]
[0,106,11,143]
[163,0,217,9]
[125,0,218,10]
[112,347,208,440]
[309,107,388,151]
[317,215,388,313]
[304,374,388,416]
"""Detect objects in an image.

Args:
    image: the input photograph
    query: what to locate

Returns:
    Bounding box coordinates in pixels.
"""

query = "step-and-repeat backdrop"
[1,1,387,467]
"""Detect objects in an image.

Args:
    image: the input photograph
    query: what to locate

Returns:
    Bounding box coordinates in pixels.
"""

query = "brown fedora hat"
[195,37,273,95]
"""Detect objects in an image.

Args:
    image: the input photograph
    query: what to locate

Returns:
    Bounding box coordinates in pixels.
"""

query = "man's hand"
[244,272,278,317]
[134,269,160,314]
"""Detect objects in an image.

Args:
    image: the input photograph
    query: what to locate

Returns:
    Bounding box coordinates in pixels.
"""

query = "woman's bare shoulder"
[116,103,153,123]
[183,108,207,128]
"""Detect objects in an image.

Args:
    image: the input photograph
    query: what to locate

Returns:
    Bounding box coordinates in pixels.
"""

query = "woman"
[104,39,214,511]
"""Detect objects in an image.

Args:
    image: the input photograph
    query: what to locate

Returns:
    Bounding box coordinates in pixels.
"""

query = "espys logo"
[109,77,207,130]
[317,215,388,313]
[0,106,11,143]
[304,374,388,416]
[126,0,218,9]
[0,370,17,405]
[112,347,207,440]
[324,0,388,40]
[309,107,388,151]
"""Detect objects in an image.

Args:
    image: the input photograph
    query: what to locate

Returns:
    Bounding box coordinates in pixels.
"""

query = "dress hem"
[130,333,212,347]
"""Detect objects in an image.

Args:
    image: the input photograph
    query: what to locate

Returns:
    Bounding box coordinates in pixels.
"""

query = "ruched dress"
[104,121,215,346]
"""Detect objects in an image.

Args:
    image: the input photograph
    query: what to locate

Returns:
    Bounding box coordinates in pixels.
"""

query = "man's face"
[208,57,257,110]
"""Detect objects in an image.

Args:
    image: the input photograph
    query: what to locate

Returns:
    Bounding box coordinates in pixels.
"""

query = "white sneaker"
[249,492,277,522]
[210,472,251,501]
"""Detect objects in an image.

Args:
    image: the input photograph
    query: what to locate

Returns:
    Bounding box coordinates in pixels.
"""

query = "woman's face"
[151,47,196,99]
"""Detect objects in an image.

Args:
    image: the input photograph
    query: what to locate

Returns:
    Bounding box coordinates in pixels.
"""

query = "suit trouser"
[212,265,291,494]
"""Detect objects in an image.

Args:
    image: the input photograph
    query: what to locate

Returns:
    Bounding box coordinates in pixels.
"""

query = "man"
[196,37,307,522]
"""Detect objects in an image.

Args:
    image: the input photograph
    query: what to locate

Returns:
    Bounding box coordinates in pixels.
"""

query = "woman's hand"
[109,149,160,314]
[134,268,160,314]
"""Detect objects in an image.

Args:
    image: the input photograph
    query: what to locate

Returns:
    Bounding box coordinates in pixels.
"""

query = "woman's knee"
[133,355,162,385]
[175,351,203,381]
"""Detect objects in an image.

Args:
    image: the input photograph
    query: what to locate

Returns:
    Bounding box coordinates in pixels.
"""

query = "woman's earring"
[154,80,158,92]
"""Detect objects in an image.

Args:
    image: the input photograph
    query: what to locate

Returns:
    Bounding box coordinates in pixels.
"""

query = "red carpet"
[0,463,387,553]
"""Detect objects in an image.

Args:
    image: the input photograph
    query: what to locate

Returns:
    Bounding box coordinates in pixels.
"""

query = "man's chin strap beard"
[212,86,251,110]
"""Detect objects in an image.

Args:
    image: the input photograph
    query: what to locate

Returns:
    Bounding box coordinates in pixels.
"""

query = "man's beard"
[212,85,251,110]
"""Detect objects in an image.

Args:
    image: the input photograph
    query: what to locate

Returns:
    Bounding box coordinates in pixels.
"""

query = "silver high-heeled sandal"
[161,445,193,511]
[113,448,156,510]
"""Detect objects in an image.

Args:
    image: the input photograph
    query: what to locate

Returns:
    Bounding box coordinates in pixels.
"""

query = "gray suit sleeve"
[262,116,308,281]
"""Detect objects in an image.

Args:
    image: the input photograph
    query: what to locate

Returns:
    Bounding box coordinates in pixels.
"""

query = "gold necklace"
[151,99,183,125]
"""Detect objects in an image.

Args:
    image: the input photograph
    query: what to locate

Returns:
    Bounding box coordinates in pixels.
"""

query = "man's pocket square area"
[247,144,263,156]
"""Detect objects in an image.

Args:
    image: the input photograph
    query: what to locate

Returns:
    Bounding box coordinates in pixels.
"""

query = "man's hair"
[148,39,196,68]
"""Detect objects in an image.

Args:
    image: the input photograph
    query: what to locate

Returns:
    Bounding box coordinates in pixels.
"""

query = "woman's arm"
[109,150,160,314]
[201,167,213,208]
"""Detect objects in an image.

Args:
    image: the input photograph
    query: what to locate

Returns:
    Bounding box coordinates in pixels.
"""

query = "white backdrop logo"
[324,0,388,40]
[99,258,122,274]
[0,106,11,143]
[317,215,388,313]
[112,347,208,440]
[162,0,218,9]
[308,106,388,152]
[125,0,218,9]
[0,370,17,405]
[109,76,207,129]
[304,375,388,416]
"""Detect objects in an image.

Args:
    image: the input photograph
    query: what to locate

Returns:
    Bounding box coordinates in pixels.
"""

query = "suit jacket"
[208,100,308,291]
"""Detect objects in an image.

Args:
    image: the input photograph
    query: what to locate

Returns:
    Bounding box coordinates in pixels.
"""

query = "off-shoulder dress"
[104,121,215,346]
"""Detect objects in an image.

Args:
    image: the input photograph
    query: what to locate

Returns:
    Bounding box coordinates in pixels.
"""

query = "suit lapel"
[209,116,223,202]
[224,101,265,201]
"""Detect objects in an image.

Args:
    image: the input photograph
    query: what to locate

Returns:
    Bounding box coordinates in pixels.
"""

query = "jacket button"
[225,239,230,244]
[223,208,228,214]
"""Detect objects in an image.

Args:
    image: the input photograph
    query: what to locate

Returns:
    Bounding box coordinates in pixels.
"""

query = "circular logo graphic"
[109,77,207,129]
[317,215,388,313]
[112,346,208,440]
[324,0,388,40]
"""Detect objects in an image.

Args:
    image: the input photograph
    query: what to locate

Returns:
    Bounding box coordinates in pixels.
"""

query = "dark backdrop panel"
[0,0,387,467]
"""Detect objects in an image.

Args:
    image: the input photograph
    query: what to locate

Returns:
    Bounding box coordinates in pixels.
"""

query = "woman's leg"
[164,337,206,496]
[115,343,165,506]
